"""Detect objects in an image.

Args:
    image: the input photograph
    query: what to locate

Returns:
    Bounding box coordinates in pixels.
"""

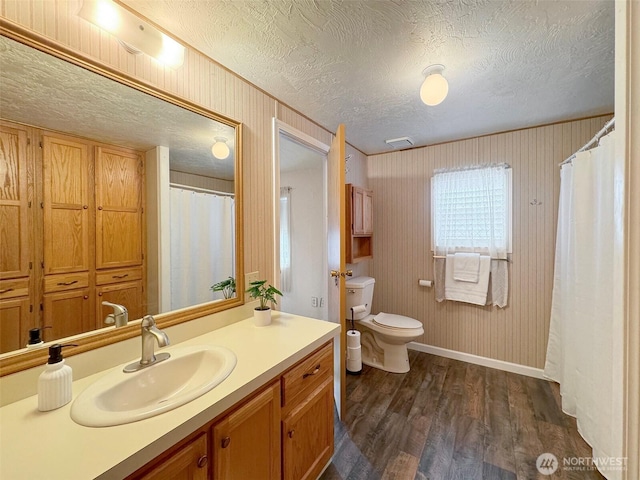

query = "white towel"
[445,254,491,306]
[453,252,481,283]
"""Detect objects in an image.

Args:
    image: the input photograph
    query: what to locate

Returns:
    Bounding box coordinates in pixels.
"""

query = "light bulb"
[420,73,449,106]
[212,141,230,160]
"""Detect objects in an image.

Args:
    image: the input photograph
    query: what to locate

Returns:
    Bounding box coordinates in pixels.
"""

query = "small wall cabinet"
[346,184,373,263]
[128,340,334,480]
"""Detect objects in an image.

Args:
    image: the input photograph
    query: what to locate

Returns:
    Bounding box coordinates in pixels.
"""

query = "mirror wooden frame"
[0,20,244,376]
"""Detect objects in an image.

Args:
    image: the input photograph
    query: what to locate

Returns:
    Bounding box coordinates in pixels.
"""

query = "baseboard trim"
[408,342,546,380]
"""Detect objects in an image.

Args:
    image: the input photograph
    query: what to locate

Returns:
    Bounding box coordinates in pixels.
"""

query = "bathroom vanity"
[0,312,339,480]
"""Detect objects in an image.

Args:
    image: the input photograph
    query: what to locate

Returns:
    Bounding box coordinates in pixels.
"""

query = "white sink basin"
[71,345,237,427]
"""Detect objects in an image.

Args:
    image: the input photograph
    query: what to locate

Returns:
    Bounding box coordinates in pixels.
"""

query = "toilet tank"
[345,276,375,320]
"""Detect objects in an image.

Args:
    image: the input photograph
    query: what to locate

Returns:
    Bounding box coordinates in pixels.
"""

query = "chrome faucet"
[123,315,170,373]
[102,301,128,327]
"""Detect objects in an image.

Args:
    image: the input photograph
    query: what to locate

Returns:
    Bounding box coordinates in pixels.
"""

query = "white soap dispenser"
[37,343,76,412]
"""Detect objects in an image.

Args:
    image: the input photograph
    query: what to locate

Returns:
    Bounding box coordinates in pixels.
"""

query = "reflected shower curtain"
[280,187,292,292]
[170,188,235,310]
[544,133,622,479]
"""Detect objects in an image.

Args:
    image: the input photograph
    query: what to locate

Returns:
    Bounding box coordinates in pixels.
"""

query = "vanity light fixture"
[211,137,230,160]
[420,64,449,106]
[78,0,185,69]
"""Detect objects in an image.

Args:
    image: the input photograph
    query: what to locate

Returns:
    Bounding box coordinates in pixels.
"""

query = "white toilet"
[345,276,424,373]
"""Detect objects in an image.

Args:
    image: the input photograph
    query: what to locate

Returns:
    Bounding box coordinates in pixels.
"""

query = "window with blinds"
[431,164,512,253]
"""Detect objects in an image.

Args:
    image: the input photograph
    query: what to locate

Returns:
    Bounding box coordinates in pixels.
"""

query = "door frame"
[271,118,330,295]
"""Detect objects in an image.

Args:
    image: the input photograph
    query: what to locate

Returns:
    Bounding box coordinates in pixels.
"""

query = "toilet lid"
[372,312,422,330]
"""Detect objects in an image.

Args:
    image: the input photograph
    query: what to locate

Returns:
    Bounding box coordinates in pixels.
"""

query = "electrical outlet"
[245,271,259,290]
[311,296,318,307]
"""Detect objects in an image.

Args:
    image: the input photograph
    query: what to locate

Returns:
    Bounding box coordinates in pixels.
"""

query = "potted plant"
[246,280,283,326]
[211,276,236,300]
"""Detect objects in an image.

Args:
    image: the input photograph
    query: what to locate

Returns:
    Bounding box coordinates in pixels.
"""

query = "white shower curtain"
[170,188,235,310]
[545,132,622,479]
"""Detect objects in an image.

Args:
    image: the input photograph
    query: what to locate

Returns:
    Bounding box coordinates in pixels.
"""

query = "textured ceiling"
[0,35,236,180]
[123,0,615,155]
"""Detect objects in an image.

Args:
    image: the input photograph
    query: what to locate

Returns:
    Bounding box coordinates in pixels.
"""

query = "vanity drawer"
[44,272,89,293]
[281,341,333,410]
[0,278,29,299]
[96,267,142,286]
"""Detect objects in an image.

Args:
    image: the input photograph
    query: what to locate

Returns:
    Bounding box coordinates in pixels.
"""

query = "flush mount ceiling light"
[211,137,230,160]
[78,0,185,69]
[420,64,449,106]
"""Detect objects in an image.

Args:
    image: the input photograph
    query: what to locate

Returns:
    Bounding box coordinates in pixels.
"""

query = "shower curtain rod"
[560,117,615,166]
[169,182,235,197]
[433,255,510,262]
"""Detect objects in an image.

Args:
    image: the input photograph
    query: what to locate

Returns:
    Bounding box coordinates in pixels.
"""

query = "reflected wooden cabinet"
[0,119,146,352]
[0,123,31,280]
[0,122,35,352]
[0,295,30,353]
[213,382,281,480]
[43,287,92,340]
[346,183,373,263]
[95,147,143,270]
[42,134,91,276]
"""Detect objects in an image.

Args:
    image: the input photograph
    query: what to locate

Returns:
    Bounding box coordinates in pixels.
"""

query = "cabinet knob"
[98,292,103,296]
[288,430,295,438]
[98,206,103,210]
[221,436,231,448]
[83,295,88,300]
[83,205,88,209]
[197,454,208,468]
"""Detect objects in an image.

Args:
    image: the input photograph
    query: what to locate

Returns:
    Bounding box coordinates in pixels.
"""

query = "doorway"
[272,120,330,320]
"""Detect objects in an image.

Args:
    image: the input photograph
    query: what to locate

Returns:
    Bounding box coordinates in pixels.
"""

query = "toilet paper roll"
[419,279,433,287]
[350,304,367,314]
[347,329,361,348]
[347,346,362,372]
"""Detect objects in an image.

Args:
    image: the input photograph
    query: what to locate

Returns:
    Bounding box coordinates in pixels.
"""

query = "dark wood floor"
[320,350,604,480]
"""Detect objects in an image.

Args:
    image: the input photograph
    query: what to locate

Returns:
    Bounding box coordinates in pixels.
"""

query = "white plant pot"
[253,308,272,326]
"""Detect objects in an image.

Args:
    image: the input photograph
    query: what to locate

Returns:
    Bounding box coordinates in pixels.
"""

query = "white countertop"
[0,312,340,480]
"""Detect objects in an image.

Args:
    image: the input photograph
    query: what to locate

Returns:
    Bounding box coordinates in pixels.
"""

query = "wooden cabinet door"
[95,147,143,269]
[96,280,143,329]
[352,187,365,235]
[282,377,334,480]
[213,382,281,480]
[0,297,30,354]
[363,189,373,235]
[135,432,208,480]
[0,123,31,280]
[352,186,373,236]
[42,135,91,275]
[43,288,92,340]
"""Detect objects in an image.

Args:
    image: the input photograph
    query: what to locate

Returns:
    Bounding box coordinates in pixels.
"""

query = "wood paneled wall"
[0,0,345,285]
[367,115,611,368]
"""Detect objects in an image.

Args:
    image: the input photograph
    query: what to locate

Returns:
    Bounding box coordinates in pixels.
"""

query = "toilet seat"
[372,312,422,330]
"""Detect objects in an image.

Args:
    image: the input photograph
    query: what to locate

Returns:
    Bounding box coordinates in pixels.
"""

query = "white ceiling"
[123,0,615,155]
[0,35,236,180]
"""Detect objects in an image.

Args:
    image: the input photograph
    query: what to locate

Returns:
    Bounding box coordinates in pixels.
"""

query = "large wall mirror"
[0,25,243,375]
